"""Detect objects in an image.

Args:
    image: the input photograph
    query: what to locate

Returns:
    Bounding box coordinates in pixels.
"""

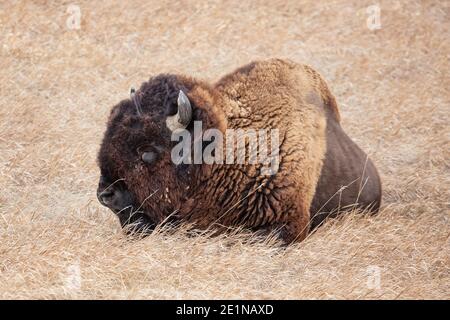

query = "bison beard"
[96,59,382,244]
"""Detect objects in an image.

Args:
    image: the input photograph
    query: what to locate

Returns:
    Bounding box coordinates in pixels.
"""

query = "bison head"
[97,74,198,233]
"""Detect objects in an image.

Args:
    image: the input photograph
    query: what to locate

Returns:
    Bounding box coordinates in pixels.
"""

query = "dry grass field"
[0,0,449,299]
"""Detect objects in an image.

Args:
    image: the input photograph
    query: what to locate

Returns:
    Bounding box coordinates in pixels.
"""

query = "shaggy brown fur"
[97,59,382,243]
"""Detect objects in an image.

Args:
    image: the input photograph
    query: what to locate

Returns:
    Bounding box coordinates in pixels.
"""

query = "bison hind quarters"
[309,194,382,231]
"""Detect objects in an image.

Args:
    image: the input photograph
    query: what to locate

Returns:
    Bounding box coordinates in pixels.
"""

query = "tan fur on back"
[184,59,335,241]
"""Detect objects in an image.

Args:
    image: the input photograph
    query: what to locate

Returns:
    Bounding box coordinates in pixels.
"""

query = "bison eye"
[141,151,156,164]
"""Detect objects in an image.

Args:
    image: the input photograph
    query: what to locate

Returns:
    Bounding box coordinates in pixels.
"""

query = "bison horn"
[130,87,143,116]
[166,90,192,131]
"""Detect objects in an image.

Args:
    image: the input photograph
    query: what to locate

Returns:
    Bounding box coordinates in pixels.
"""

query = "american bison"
[97,59,382,243]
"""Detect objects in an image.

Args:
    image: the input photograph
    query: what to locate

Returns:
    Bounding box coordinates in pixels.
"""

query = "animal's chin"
[115,207,156,235]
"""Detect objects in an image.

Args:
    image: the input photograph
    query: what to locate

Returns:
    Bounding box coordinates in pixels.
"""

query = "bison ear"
[166,90,193,132]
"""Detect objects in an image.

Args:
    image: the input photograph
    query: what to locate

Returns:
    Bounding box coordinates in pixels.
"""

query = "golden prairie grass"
[0,0,448,299]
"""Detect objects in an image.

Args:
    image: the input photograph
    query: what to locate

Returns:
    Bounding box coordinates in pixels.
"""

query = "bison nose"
[97,186,134,214]
[97,188,115,206]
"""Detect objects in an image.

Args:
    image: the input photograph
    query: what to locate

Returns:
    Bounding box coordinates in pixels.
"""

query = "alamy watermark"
[66,4,81,30]
[63,262,81,291]
[170,121,280,176]
[366,265,381,290]
[366,5,381,30]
